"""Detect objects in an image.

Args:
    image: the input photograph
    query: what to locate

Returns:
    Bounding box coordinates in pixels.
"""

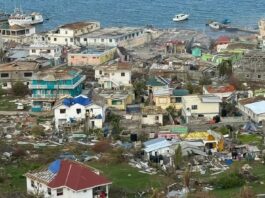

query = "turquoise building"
[30,67,85,112]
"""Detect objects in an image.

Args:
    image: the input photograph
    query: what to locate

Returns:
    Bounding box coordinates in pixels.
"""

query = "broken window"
[47,188,51,195]
[76,109,81,114]
[60,109,66,114]
[0,73,9,78]
[24,72,32,77]
[191,105,198,110]
[57,188,63,196]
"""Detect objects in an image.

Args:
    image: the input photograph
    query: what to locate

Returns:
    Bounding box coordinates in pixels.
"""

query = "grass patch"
[238,134,262,144]
[0,97,17,111]
[87,161,171,193]
[0,160,41,193]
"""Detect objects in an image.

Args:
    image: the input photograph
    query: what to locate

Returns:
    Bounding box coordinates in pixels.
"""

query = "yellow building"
[153,88,189,110]
[183,130,224,151]
[98,90,134,110]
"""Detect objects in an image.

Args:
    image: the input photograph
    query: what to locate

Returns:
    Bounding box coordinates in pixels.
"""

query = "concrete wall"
[54,103,103,129]
[141,114,163,125]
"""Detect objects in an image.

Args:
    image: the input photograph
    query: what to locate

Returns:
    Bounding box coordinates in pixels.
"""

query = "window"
[65,38,68,42]
[65,31,68,34]
[99,70,102,75]
[48,37,51,41]
[76,109,81,114]
[57,188,63,196]
[175,97,182,103]
[258,74,261,79]
[142,115,147,118]
[0,73,9,78]
[47,188,51,195]
[121,72,125,76]
[70,38,73,42]
[24,72,32,77]
[109,39,112,42]
[155,116,159,120]
[47,49,51,53]
[60,109,66,114]
[31,180,35,188]
[3,83,7,87]
[191,105,198,110]
[84,38,87,42]
[246,74,249,78]
[31,49,36,53]
[54,38,57,41]
[101,39,104,42]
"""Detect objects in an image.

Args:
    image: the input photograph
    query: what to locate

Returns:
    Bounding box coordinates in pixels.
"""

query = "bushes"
[214,172,244,189]
[92,140,112,153]
[12,82,29,97]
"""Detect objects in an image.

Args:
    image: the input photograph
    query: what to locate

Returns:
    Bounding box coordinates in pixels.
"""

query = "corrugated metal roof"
[245,100,265,115]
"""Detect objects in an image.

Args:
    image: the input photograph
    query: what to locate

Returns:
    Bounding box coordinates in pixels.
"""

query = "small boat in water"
[209,22,222,30]
[8,8,43,26]
[222,19,231,25]
[173,14,189,22]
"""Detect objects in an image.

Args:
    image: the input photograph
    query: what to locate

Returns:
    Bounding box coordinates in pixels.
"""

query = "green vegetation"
[88,161,171,195]
[12,82,29,97]
[0,97,17,111]
[238,134,262,144]
[174,145,183,169]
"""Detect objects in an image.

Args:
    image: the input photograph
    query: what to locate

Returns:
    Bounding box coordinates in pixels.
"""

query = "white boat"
[209,22,222,30]
[173,14,189,22]
[8,8,43,26]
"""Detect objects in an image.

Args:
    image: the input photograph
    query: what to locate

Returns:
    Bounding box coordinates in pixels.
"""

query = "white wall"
[141,114,163,125]
[95,69,131,88]
[54,103,104,130]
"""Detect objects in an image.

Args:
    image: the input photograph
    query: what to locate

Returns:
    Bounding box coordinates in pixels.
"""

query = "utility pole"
[263,120,265,145]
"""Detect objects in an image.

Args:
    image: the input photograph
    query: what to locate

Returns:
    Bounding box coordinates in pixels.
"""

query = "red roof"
[48,160,111,191]
[206,84,235,93]
[216,36,230,45]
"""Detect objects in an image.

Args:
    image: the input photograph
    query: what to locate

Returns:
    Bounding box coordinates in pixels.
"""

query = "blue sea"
[0,0,264,33]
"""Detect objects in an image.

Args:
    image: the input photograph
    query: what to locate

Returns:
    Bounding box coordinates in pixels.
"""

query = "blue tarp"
[224,159,233,166]
[63,95,92,107]
[48,159,61,174]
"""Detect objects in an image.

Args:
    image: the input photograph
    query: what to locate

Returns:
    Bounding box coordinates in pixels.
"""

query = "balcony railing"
[29,75,86,89]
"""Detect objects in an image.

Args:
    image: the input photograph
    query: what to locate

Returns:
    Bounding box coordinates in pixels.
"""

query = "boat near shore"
[8,8,44,26]
[173,14,189,22]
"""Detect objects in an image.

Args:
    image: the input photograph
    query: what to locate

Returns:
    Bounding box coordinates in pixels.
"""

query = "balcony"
[29,75,86,90]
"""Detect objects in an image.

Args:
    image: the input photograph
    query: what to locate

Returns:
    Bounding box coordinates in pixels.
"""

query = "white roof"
[245,101,265,115]
[201,95,222,103]
[144,138,172,153]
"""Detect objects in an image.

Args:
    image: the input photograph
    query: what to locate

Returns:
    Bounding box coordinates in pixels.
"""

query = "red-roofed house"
[215,36,231,52]
[203,84,236,100]
[25,160,111,198]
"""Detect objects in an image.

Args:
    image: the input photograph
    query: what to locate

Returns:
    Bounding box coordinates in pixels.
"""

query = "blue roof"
[48,159,61,174]
[63,95,92,107]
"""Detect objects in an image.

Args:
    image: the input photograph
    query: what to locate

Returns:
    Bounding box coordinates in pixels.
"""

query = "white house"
[29,43,62,65]
[25,159,111,198]
[94,63,132,89]
[78,27,145,47]
[46,21,100,46]
[238,99,265,124]
[182,95,221,123]
[54,95,104,130]
[141,106,164,126]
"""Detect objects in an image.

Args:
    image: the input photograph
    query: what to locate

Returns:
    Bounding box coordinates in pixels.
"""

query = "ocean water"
[0,0,264,33]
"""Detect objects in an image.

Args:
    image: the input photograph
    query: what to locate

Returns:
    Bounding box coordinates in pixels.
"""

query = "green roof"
[173,89,189,96]
[146,77,166,87]
[161,125,188,134]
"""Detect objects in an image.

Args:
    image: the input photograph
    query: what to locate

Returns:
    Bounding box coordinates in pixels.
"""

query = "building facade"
[29,67,85,112]
[0,61,40,89]
[95,63,132,89]
[68,47,116,66]
[25,160,111,198]
[54,95,104,130]
[46,21,100,46]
